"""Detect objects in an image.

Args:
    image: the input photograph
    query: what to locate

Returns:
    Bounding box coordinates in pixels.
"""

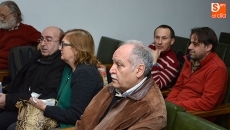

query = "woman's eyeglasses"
[60,42,72,49]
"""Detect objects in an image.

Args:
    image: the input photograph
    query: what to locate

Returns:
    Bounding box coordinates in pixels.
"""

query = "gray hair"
[0,1,23,22]
[121,40,153,77]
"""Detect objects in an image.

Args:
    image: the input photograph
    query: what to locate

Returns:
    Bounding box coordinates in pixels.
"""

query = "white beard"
[0,16,17,30]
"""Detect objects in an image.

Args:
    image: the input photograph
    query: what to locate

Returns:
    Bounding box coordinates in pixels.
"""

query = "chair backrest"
[172,36,190,55]
[219,32,230,45]
[215,68,230,128]
[173,112,227,130]
[224,47,230,68]
[96,36,122,64]
[165,100,186,130]
[8,46,36,80]
[222,68,230,104]
[216,43,228,60]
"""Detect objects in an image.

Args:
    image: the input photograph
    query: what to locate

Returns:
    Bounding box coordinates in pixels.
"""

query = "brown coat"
[75,77,167,130]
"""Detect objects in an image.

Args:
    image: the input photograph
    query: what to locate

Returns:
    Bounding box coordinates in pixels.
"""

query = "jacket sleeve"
[4,56,65,111]
[168,68,227,111]
[5,92,31,111]
[44,68,103,125]
[128,116,166,130]
[166,63,186,101]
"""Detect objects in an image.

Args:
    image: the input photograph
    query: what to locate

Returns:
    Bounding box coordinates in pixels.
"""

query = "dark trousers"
[0,110,17,130]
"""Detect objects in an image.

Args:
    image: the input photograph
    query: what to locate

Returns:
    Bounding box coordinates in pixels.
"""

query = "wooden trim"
[0,70,10,82]
[187,103,230,117]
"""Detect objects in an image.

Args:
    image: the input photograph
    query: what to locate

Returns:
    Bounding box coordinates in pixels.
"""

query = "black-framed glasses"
[38,38,59,44]
[0,13,13,20]
[60,41,73,49]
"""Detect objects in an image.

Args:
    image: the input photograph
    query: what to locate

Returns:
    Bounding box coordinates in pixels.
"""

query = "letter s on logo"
[211,3,220,12]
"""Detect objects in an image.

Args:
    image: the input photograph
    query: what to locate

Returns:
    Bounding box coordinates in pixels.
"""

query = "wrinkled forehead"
[113,44,133,61]
[0,5,10,14]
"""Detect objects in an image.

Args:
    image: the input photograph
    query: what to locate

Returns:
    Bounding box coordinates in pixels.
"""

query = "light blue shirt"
[115,77,147,97]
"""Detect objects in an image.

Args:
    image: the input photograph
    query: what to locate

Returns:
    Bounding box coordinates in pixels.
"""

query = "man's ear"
[205,44,213,52]
[170,38,175,45]
[136,64,145,78]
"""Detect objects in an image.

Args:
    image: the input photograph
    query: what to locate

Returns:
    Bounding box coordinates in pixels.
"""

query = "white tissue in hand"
[41,99,56,106]
[31,92,55,106]
[31,92,41,98]
[31,92,41,103]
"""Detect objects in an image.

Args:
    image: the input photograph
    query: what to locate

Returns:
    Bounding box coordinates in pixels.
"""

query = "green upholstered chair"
[96,36,123,83]
[172,36,190,55]
[219,32,230,45]
[165,100,186,130]
[224,47,230,68]
[96,36,122,65]
[216,43,228,60]
[173,112,227,130]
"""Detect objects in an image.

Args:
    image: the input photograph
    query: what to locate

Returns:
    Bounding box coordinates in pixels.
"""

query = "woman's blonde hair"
[64,29,100,67]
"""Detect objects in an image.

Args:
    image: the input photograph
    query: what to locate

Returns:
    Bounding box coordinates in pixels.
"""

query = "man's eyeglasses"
[60,42,73,49]
[38,38,59,44]
[0,13,13,20]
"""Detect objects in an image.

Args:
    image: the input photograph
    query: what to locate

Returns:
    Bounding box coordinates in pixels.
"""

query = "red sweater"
[148,43,180,89]
[0,23,41,69]
[167,52,227,111]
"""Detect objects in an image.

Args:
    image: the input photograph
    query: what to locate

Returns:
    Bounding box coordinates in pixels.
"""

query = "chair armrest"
[161,88,171,97]
[187,103,230,118]
[0,70,10,82]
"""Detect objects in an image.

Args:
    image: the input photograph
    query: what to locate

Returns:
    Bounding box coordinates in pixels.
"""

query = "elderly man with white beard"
[0,1,41,70]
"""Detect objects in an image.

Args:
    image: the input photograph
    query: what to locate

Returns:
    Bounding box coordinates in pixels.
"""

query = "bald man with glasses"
[0,26,66,129]
[0,1,41,70]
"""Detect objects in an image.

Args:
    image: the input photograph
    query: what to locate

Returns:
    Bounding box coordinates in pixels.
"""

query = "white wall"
[3,0,230,53]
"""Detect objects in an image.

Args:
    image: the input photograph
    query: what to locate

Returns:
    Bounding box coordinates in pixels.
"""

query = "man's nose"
[188,43,193,50]
[109,64,116,74]
[157,38,162,44]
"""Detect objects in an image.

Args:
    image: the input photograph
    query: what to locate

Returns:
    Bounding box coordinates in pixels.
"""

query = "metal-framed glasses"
[60,42,73,49]
[0,13,13,20]
[38,38,59,44]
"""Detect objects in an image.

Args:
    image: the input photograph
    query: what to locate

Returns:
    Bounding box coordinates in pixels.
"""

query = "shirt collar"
[115,77,147,98]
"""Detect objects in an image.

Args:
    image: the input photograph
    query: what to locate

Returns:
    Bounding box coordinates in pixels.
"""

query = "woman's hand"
[29,97,47,111]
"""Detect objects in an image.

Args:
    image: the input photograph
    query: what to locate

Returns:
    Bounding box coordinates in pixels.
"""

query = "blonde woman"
[27,29,103,128]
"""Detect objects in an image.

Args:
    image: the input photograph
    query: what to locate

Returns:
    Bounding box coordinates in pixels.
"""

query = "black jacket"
[44,63,103,126]
[4,50,66,111]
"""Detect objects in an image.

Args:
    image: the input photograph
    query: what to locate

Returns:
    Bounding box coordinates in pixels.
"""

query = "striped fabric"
[149,43,180,89]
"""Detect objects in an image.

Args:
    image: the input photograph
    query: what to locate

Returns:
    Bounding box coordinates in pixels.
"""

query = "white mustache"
[111,74,118,80]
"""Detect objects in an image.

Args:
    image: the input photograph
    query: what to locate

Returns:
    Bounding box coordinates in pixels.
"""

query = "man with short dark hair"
[0,1,41,70]
[75,40,166,130]
[149,25,180,89]
[0,26,66,129]
[167,27,227,121]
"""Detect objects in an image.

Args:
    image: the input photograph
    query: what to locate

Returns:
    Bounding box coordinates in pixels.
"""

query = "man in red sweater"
[167,27,227,117]
[0,1,41,70]
[148,25,180,89]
